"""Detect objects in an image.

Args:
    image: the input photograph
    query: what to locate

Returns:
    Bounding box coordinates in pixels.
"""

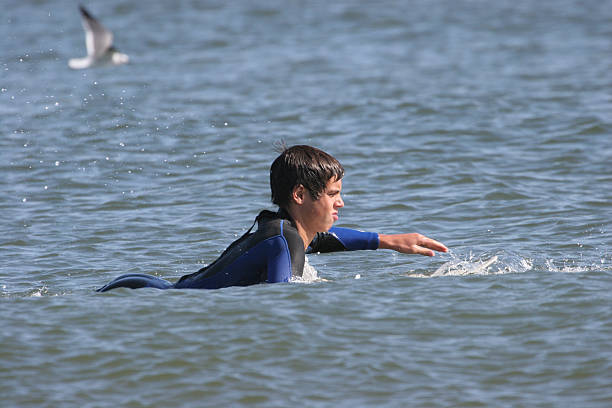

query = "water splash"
[1,284,64,298]
[290,256,327,283]
[431,254,500,277]
[27,285,50,297]
[544,258,610,274]
[408,249,610,279]
[408,250,534,278]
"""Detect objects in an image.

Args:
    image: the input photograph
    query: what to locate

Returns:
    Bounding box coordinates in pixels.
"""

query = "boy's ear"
[291,184,306,205]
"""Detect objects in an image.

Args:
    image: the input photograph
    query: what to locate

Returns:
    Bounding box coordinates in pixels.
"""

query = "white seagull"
[68,5,129,69]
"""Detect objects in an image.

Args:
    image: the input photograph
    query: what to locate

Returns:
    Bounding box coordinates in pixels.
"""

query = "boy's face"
[302,178,344,232]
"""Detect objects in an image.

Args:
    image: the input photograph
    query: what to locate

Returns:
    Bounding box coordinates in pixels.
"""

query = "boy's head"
[270,145,344,209]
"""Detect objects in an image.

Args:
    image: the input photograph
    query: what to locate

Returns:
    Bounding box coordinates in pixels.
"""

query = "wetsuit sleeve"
[307,227,379,253]
[265,220,305,282]
[265,239,292,283]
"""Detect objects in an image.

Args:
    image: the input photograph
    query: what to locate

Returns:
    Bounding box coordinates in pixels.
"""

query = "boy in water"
[97,145,447,291]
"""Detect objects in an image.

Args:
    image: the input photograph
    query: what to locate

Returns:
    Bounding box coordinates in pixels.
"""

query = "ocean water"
[1,0,611,406]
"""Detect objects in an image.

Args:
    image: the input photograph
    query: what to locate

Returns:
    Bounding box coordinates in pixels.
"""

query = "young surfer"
[97,145,447,291]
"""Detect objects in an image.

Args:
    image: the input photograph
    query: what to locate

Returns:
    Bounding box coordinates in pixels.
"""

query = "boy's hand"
[378,233,448,256]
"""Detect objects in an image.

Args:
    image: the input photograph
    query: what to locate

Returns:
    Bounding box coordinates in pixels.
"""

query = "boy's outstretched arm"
[378,233,448,257]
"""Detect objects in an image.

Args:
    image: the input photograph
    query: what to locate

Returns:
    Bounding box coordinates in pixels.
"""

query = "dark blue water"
[2,1,611,406]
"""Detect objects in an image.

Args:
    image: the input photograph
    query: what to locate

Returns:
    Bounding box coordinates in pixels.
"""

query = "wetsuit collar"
[255,208,298,230]
[276,208,293,221]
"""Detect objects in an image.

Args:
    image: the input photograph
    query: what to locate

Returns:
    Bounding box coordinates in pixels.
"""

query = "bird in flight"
[68,5,129,69]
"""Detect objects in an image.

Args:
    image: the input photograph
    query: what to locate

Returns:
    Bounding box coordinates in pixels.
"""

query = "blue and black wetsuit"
[96,209,379,292]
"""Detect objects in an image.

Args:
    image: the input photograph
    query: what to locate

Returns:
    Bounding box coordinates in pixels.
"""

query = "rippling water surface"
[2,1,611,407]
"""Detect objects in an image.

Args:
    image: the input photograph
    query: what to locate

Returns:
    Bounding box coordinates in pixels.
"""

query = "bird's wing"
[79,5,113,57]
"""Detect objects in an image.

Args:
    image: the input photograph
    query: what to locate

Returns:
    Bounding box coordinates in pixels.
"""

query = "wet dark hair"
[270,144,344,209]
